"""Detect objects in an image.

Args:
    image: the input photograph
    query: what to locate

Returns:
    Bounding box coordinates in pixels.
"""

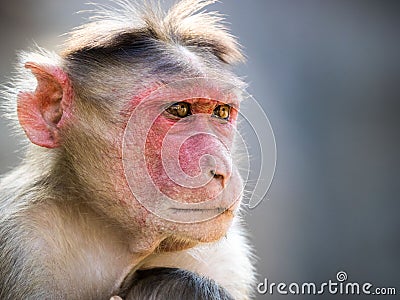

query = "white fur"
[142,218,256,299]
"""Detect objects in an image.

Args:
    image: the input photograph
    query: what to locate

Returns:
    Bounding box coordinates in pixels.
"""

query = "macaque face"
[120,78,244,244]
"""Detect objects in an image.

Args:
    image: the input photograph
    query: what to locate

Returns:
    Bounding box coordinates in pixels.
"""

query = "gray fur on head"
[63,0,244,64]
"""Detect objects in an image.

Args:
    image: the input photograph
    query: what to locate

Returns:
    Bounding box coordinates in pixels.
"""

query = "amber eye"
[166,102,191,118]
[213,104,231,120]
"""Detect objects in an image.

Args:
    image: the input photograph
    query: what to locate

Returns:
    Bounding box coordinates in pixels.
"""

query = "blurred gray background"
[0,1,399,299]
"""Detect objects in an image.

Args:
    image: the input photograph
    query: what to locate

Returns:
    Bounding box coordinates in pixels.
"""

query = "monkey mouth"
[166,207,235,223]
[168,195,241,216]
[167,206,236,222]
[169,207,228,214]
[149,194,241,223]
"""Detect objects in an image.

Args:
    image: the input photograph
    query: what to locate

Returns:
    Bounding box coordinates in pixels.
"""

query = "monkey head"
[15,1,247,254]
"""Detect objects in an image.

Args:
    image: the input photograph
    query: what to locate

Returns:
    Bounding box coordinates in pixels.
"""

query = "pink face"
[122,79,244,240]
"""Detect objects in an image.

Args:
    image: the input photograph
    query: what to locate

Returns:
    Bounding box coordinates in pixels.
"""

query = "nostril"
[210,170,224,180]
[210,170,229,188]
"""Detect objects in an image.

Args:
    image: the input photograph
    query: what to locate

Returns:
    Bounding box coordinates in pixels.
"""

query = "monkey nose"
[210,169,230,188]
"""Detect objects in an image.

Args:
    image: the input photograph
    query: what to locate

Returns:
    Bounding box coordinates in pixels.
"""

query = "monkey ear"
[17,62,73,148]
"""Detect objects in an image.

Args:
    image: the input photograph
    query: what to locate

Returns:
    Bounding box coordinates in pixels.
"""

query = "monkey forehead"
[181,98,238,108]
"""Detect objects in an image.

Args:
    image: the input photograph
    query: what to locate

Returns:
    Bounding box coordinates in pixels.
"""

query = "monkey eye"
[213,104,231,120]
[166,102,192,118]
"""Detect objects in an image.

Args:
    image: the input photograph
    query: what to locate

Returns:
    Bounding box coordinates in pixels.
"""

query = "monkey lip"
[166,195,241,217]
[169,207,228,213]
[166,207,235,222]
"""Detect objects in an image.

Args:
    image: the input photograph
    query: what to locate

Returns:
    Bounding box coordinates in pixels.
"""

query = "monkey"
[0,0,255,299]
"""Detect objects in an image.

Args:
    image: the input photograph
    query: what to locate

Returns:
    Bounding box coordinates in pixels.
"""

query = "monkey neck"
[156,237,199,253]
[20,178,157,296]
[10,150,136,283]
[15,146,206,294]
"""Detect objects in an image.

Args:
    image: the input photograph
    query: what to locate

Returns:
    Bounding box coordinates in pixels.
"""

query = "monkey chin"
[153,208,236,253]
